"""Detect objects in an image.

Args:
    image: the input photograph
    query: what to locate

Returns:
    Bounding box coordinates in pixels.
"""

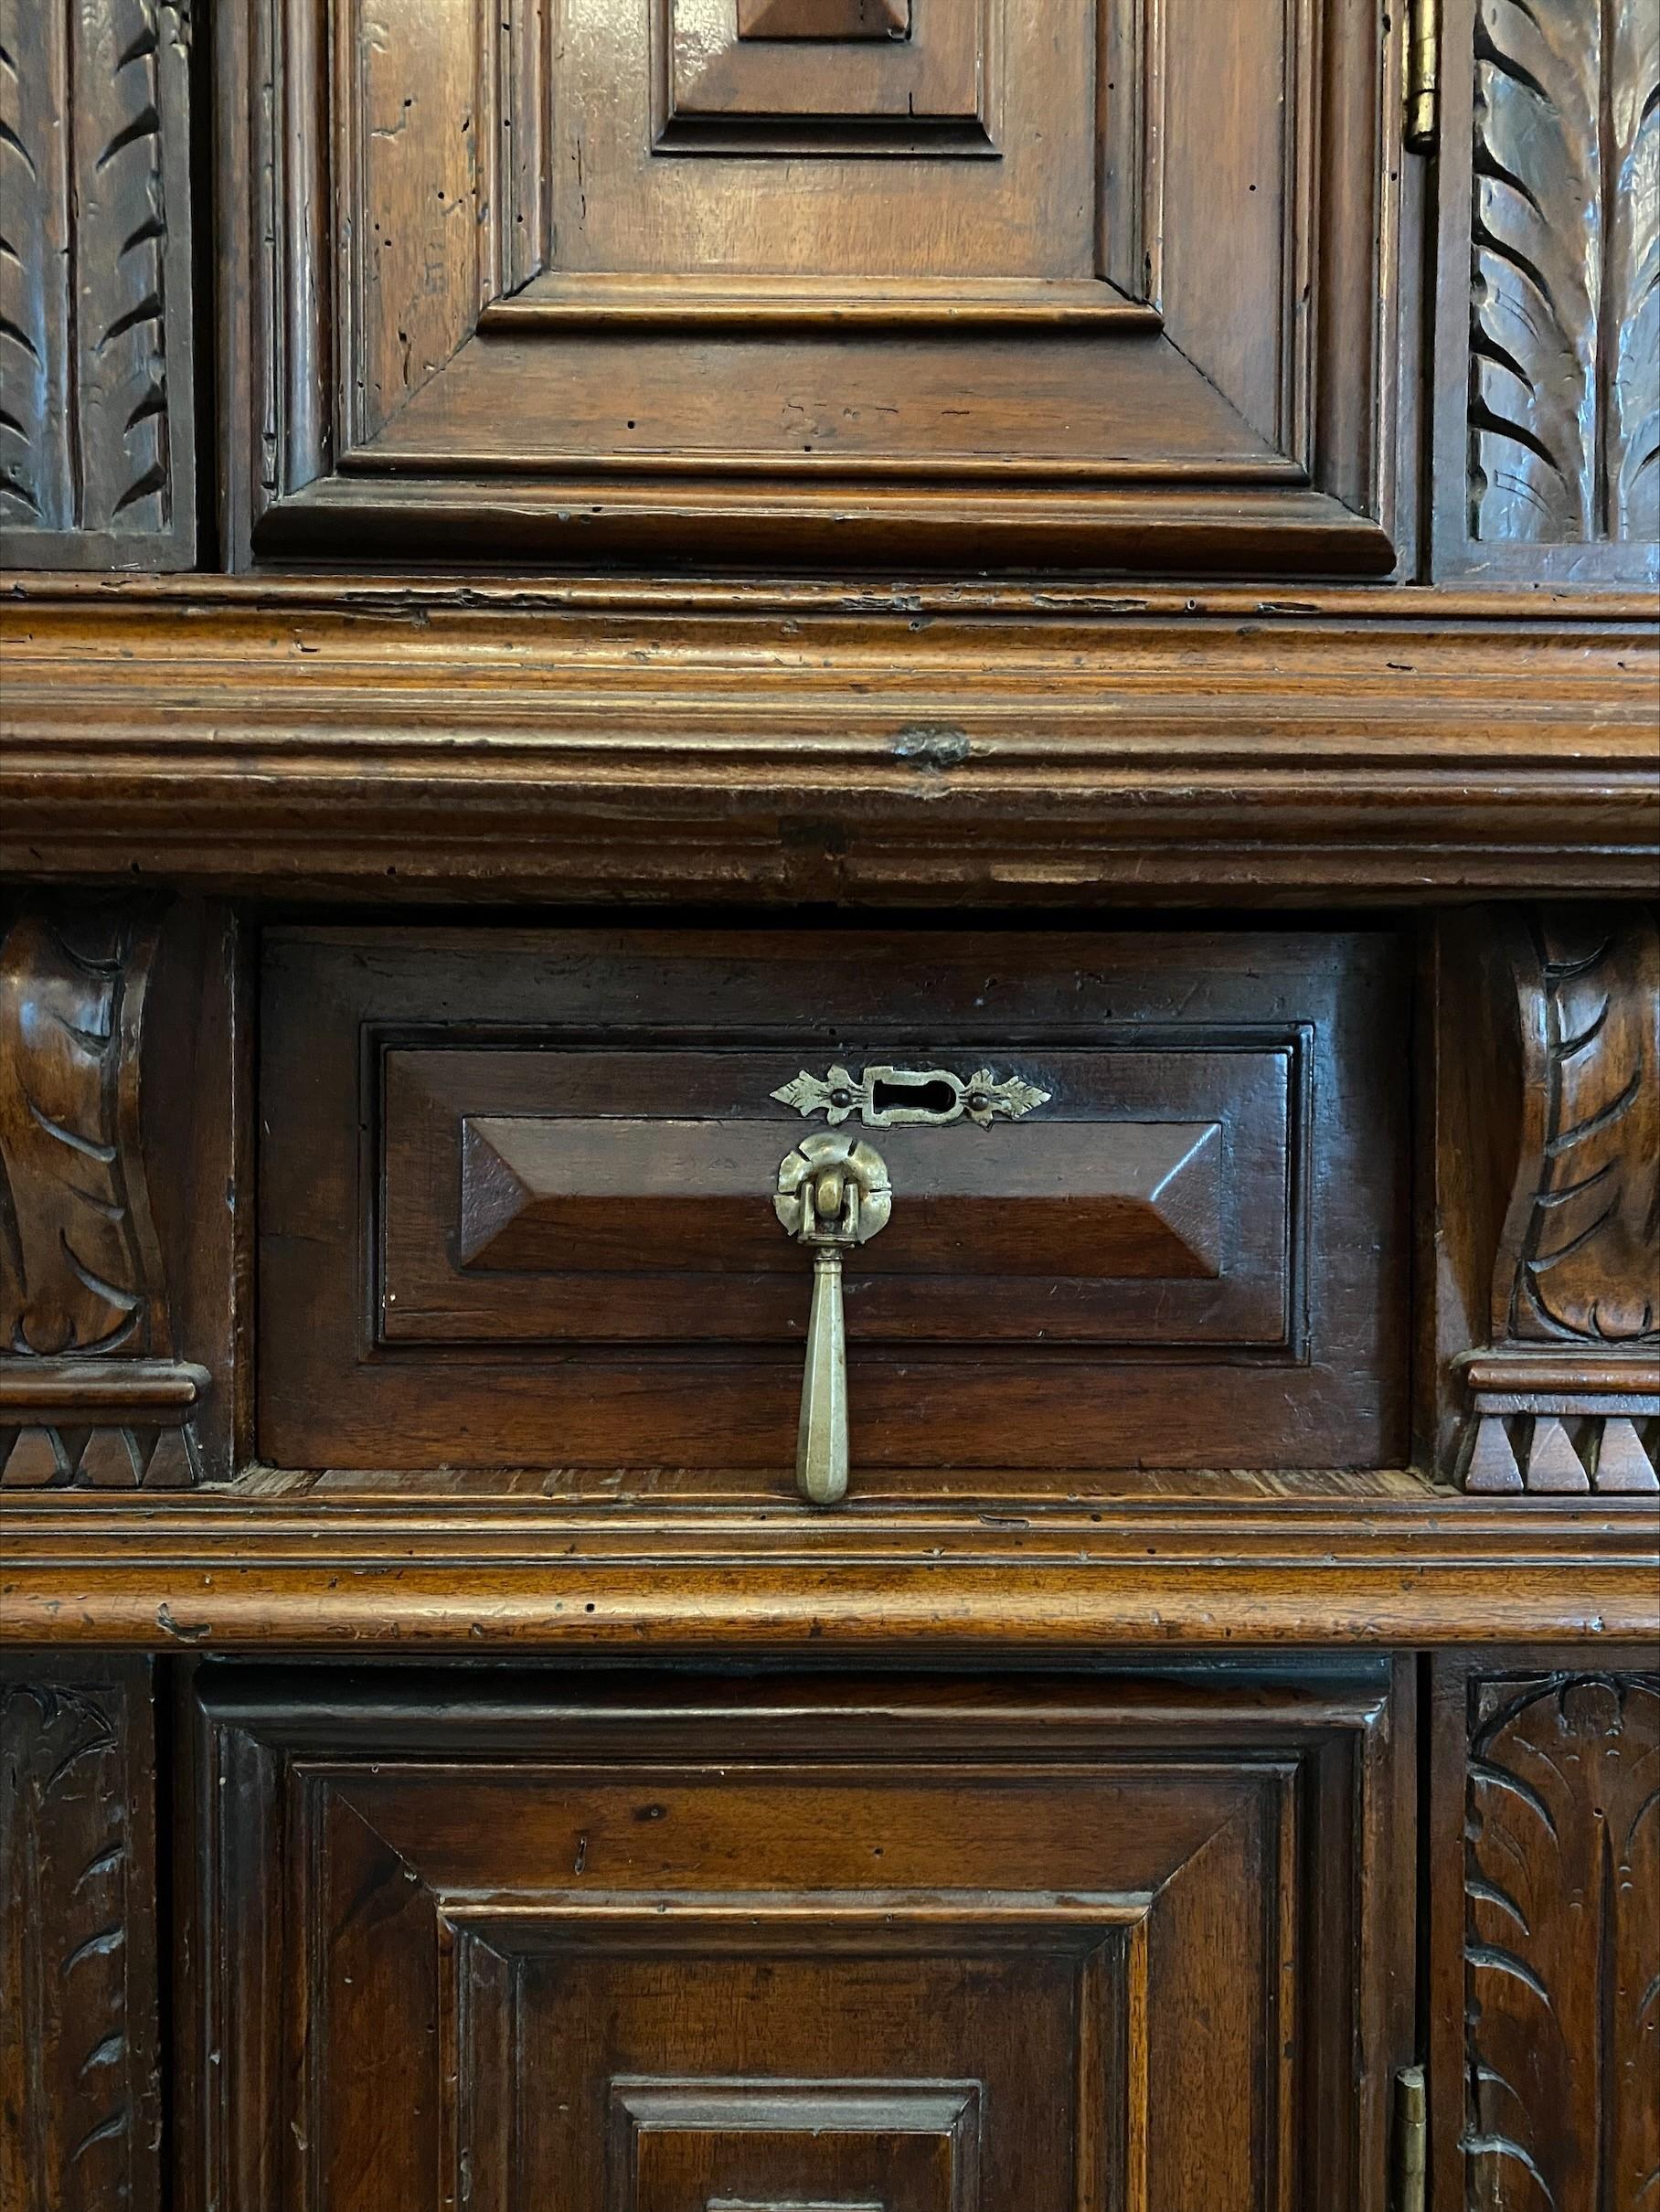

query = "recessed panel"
[196,1674,1407,2212]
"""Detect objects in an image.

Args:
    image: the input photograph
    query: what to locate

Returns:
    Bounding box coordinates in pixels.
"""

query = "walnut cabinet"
[1,0,1657,2207]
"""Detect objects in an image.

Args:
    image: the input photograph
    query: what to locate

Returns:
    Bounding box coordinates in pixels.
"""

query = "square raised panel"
[222,0,1403,566]
[661,0,992,153]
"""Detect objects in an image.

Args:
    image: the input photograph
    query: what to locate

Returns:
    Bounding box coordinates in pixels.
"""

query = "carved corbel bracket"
[1435,906,1659,1493]
[0,899,239,1486]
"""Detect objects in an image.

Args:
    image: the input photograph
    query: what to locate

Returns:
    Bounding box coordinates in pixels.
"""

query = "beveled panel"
[664,0,986,148]
[191,1671,1410,2212]
[220,0,1400,567]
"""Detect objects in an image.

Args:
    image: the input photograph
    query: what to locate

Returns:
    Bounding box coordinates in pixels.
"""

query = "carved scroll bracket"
[1440,906,1659,1492]
[0,898,225,1487]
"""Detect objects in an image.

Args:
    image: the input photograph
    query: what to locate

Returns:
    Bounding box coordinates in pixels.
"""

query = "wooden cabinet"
[2,0,1658,2206]
[259,925,1409,1486]
[191,1665,1413,2212]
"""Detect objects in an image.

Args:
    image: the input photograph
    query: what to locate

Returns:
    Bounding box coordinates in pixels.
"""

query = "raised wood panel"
[383,1040,1289,1345]
[0,0,196,569]
[190,1667,1412,2212]
[0,1659,161,2212]
[1432,0,1660,583]
[258,926,1408,1487]
[218,0,1401,569]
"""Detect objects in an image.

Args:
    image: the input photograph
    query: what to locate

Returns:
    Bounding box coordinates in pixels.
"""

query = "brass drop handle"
[773,1132,892,1505]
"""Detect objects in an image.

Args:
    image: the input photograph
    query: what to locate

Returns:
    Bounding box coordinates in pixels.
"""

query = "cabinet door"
[216,0,1403,571]
[191,1667,1413,2211]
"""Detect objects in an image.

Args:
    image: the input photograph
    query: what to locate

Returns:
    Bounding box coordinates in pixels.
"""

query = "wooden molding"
[1,1491,1655,1648]
[0,0,196,571]
[2,582,1655,901]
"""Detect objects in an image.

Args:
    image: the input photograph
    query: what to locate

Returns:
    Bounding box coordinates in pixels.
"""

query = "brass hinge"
[1392,2066,1428,2212]
[1406,0,1440,150]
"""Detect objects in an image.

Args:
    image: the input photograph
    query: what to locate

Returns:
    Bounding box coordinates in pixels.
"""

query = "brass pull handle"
[774,1132,891,1505]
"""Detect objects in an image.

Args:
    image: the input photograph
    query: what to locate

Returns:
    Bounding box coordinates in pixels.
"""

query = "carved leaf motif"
[1515,909,1660,1342]
[1608,0,1660,538]
[0,909,162,1356]
[1464,1675,1660,2212]
[1469,0,1660,542]
[0,0,72,525]
[74,0,174,534]
[0,1674,157,2212]
[0,0,188,551]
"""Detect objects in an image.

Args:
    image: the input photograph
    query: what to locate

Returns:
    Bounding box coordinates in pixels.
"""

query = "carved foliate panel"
[0,1664,162,2212]
[1508,910,1659,1348]
[0,0,196,569]
[1464,1674,1660,2212]
[1443,906,1660,1492]
[1434,0,1659,580]
[0,908,166,1360]
[0,899,229,1486]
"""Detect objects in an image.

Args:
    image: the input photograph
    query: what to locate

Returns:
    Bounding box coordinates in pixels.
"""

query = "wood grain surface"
[2,582,1655,901]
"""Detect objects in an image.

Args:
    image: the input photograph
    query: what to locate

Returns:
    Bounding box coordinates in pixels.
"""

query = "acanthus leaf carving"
[1468,0,1660,545]
[0,905,167,1358]
[1513,909,1660,1345]
[1463,1674,1660,2212]
[0,1666,162,2212]
[0,0,194,565]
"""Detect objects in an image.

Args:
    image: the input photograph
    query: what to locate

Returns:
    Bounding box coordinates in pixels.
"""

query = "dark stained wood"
[188,1664,1414,2211]
[3,582,1655,903]
[1431,0,1660,584]
[399,1042,1284,1335]
[0,0,196,570]
[1,4,1658,2200]
[1428,906,1660,1493]
[212,0,1406,569]
[0,1657,162,2212]
[259,925,1409,1486]
[0,898,246,1486]
[1428,1654,1660,2212]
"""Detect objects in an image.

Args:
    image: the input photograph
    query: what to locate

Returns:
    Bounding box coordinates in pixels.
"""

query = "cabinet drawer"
[259,928,1408,1489]
[193,1666,1410,2212]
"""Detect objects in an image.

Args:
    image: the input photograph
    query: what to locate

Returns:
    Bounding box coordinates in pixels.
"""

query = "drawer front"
[194,1668,1410,2212]
[260,928,1408,1487]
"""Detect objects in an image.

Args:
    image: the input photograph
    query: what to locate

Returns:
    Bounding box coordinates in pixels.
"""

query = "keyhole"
[870,1076,958,1117]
